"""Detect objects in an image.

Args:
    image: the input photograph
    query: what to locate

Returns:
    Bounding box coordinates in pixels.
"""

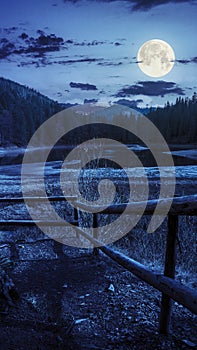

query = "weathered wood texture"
[76,194,197,215]
[0,194,196,215]
[0,194,196,335]
[159,215,178,334]
[0,196,77,203]
[70,225,197,315]
[0,220,77,226]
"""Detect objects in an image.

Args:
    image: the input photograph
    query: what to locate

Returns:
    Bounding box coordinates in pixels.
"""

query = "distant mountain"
[0,77,196,147]
[115,98,154,115]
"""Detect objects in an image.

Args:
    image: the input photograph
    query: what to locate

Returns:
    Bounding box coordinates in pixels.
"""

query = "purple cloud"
[114,81,185,97]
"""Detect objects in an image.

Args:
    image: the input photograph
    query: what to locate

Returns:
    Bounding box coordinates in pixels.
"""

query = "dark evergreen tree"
[0,77,196,147]
[147,94,197,144]
[0,77,64,146]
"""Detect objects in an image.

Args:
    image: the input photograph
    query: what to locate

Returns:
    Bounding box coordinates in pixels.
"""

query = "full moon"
[137,39,175,78]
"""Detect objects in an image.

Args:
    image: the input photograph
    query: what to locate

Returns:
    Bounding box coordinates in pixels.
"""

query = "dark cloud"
[65,39,122,47]
[73,40,107,46]
[25,33,64,55]
[84,98,98,104]
[109,75,121,78]
[0,38,15,59]
[65,39,74,44]
[116,99,143,108]
[0,28,118,65]
[114,81,185,97]
[113,42,123,46]
[0,31,65,60]
[191,56,197,63]
[17,57,103,68]
[176,59,190,64]
[97,61,123,66]
[19,32,29,40]
[97,56,129,67]
[63,0,195,11]
[57,58,102,65]
[65,39,105,46]
[70,82,98,90]
[2,27,18,34]
[176,56,197,64]
[131,0,195,11]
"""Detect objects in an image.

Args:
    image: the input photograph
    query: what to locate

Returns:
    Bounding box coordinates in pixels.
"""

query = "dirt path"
[0,244,196,350]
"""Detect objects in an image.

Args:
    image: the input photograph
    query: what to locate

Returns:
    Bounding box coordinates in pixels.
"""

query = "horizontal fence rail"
[0,220,77,226]
[67,225,197,315]
[76,194,197,215]
[0,195,77,203]
[0,194,196,335]
[1,194,197,215]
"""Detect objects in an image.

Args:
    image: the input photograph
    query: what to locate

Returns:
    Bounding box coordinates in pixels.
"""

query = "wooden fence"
[0,194,196,335]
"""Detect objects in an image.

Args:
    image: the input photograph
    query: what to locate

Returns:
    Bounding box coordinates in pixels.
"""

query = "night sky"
[0,0,196,107]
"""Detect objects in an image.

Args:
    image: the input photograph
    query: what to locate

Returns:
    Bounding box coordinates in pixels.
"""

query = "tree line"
[0,77,196,147]
[0,77,62,146]
[147,94,197,144]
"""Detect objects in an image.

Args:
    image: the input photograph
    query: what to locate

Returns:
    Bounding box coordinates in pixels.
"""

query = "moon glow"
[137,39,175,78]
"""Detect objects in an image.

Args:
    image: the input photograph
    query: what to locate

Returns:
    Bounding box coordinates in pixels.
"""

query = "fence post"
[93,213,99,255]
[74,207,80,240]
[159,214,178,334]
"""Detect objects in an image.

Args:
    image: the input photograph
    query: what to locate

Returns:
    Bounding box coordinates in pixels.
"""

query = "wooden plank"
[0,196,77,203]
[0,195,197,215]
[74,207,80,240]
[99,246,197,315]
[93,213,99,255]
[71,226,197,314]
[159,214,178,334]
[76,194,197,216]
[0,220,77,226]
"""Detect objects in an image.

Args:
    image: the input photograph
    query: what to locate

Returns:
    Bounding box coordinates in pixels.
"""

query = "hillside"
[0,77,64,146]
[147,95,197,144]
[0,77,196,147]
